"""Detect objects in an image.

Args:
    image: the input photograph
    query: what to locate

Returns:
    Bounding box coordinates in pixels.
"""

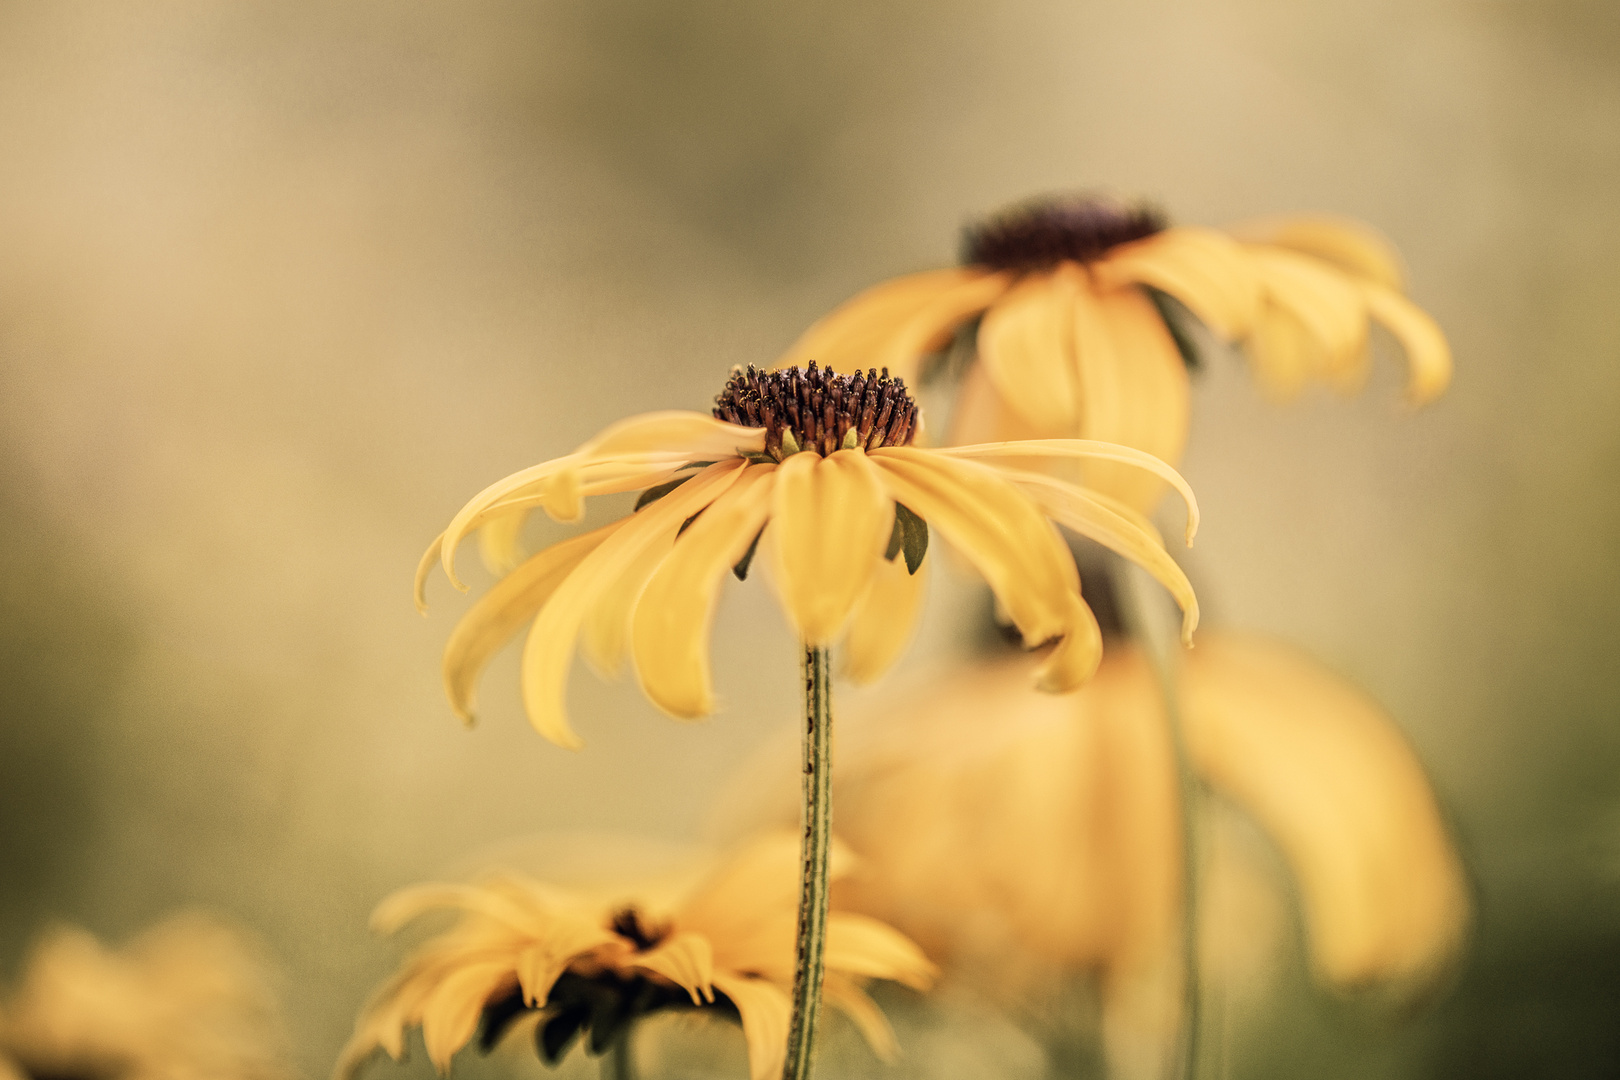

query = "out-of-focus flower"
[779,194,1451,511]
[0,913,292,1080]
[417,362,1198,747]
[763,632,1467,1074]
[337,833,937,1080]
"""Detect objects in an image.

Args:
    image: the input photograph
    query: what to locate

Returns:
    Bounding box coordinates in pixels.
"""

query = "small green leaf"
[635,475,692,511]
[895,502,928,574]
[732,527,765,581]
[1147,287,1202,371]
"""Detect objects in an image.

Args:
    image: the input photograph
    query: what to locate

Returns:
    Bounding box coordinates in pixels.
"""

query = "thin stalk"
[782,645,833,1080]
[603,1029,636,1080]
[1117,564,1202,1080]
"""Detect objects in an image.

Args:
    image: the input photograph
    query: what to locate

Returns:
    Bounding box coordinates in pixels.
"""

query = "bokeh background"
[1,0,1617,1077]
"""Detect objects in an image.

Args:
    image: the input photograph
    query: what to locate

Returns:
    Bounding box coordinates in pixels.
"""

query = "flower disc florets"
[962,193,1167,271]
[713,362,918,460]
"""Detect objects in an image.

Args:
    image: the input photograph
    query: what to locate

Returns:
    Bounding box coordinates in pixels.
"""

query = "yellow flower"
[417,363,1199,747]
[779,195,1452,511]
[773,633,1468,1070]
[0,914,293,1080]
[336,833,937,1080]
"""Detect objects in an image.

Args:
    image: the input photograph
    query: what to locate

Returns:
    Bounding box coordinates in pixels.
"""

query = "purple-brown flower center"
[961,193,1166,271]
[714,362,919,459]
[610,906,670,952]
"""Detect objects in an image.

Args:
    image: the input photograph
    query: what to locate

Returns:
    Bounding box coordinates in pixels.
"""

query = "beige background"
[1,1,1617,1077]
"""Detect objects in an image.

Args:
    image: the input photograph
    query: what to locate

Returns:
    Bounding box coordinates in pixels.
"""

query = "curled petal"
[1247,245,1369,379]
[842,551,928,685]
[870,270,1014,379]
[632,465,778,719]
[1095,226,1261,339]
[626,931,716,1004]
[1034,594,1104,693]
[477,511,531,576]
[823,912,939,989]
[770,450,892,645]
[520,462,746,747]
[1358,281,1452,404]
[443,524,622,726]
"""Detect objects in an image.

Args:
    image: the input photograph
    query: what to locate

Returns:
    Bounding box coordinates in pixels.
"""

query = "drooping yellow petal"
[578,515,682,679]
[932,440,1199,544]
[415,534,445,614]
[1033,593,1104,693]
[823,912,939,989]
[867,450,1074,647]
[1245,300,1317,401]
[1246,245,1369,381]
[576,410,766,461]
[442,523,622,726]
[418,960,516,1072]
[631,465,778,719]
[976,267,1080,431]
[1358,280,1453,404]
[778,268,984,379]
[710,972,792,1080]
[1094,226,1261,340]
[477,510,531,575]
[1229,215,1405,291]
[520,461,746,747]
[626,931,716,1004]
[769,450,892,645]
[1180,633,1470,989]
[1072,277,1191,511]
[841,551,928,685]
[1007,470,1199,643]
[870,270,1014,380]
[822,973,899,1062]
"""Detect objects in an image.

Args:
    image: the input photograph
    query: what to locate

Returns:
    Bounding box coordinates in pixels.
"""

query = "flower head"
[336,834,937,1080]
[780,193,1452,510]
[418,363,1198,747]
[0,914,293,1080]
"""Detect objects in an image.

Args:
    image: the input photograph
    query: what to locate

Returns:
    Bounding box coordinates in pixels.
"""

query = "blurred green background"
[1,1,1617,1077]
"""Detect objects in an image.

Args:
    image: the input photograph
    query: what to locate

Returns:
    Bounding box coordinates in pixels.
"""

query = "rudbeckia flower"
[779,194,1452,511]
[744,633,1469,1076]
[417,362,1199,748]
[0,914,293,1080]
[336,833,937,1080]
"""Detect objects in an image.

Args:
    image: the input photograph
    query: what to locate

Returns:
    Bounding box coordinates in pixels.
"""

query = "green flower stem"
[1118,564,1202,1080]
[782,644,833,1080]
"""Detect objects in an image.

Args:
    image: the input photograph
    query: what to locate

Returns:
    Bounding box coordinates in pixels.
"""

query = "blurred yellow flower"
[0,913,292,1080]
[337,833,937,1080]
[418,363,1199,747]
[790,632,1468,1071]
[779,195,1451,511]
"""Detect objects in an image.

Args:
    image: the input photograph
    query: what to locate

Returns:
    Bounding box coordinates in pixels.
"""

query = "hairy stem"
[782,645,833,1080]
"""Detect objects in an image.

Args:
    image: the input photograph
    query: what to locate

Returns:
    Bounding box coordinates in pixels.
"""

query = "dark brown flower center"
[713,362,918,459]
[961,193,1167,272]
[609,906,670,952]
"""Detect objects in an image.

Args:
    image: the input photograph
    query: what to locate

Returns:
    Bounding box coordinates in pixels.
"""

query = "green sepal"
[840,426,860,450]
[1147,287,1202,371]
[779,429,801,456]
[635,475,693,511]
[732,526,766,581]
[884,502,928,574]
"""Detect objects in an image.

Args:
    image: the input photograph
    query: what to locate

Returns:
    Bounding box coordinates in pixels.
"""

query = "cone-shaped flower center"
[961,194,1166,271]
[609,906,670,952]
[713,362,919,459]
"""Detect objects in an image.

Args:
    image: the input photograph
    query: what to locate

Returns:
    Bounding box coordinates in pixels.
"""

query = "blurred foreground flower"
[780,194,1451,510]
[0,913,291,1080]
[338,833,936,1080]
[417,362,1199,748]
[763,633,1469,1075]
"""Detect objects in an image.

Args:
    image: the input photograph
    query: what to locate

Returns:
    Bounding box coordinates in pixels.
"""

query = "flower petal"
[710,973,792,1080]
[867,450,1075,647]
[778,269,981,378]
[419,960,517,1072]
[769,450,892,645]
[626,931,716,1004]
[1228,215,1405,291]
[1033,593,1104,693]
[578,518,681,679]
[822,973,899,1062]
[1245,300,1317,401]
[976,267,1080,431]
[477,510,532,575]
[577,411,766,460]
[1181,633,1471,989]
[872,270,1014,378]
[514,926,620,1007]
[1007,470,1199,643]
[1095,226,1261,339]
[1247,245,1369,380]
[841,551,928,685]
[931,440,1199,544]
[631,465,778,719]
[520,461,747,747]
[442,523,623,726]
[824,913,938,989]
[1358,281,1452,404]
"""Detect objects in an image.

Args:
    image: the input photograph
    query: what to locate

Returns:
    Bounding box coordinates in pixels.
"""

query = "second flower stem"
[782,644,833,1080]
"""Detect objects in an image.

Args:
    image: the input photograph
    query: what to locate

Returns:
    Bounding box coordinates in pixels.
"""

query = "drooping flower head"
[780,193,1452,511]
[418,363,1199,747]
[336,834,937,1080]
